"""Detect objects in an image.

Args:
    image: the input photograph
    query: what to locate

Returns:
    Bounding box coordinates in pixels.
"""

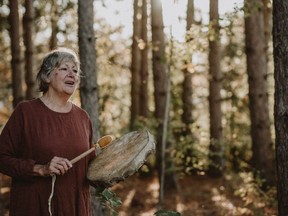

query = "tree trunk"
[50,1,58,50]
[78,0,100,142]
[208,0,223,177]
[23,0,36,99]
[8,0,23,108]
[273,1,288,214]
[151,0,167,122]
[78,0,101,215]
[182,0,194,134]
[262,0,272,54]
[151,0,176,205]
[244,0,275,186]
[139,0,149,118]
[130,0,141,130]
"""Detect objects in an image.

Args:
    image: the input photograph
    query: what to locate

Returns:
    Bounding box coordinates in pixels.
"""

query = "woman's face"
[47,60,80,97]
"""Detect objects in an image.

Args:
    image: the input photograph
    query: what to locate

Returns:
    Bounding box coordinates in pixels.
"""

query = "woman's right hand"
[33,156,72,177]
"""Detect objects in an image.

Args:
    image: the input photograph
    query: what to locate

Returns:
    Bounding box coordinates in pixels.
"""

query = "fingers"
[47,156,73,176]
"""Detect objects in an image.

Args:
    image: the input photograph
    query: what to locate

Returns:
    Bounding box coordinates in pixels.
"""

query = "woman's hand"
[33,156,73,177]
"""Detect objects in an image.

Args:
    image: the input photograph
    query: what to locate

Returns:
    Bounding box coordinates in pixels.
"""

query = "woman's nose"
[67,69,77,77]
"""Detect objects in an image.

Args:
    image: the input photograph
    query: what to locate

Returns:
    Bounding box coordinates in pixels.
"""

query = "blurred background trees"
[0,0,281,215]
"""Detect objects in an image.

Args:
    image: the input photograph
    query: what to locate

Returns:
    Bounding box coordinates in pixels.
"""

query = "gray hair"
[36,47,81,93]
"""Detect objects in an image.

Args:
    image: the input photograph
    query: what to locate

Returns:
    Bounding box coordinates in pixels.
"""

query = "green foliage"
[233,171,277,215]
[171,122,208,175]
[94,17,132,136]
[154,209,181,216]
[243,1,263,18]
[0,3,8,32]
[94,187,122,216]
[0,1,277,214]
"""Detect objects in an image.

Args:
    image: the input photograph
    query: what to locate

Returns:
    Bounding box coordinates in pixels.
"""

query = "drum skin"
[87,129,155,187]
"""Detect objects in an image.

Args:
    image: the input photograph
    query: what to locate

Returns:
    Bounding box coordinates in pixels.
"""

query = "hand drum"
[87,129,155,188]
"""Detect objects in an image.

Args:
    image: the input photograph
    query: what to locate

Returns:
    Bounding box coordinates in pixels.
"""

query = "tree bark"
[139,0,149,118]
[273,0,288,214]
[78,0,101,215]
[151,0,168,123]
[244,0,275,186]
[78,0,100,142]
[8,0,23,108]
[182,0,194,133]
[50,1,58,50]
[208,0,223,177]
[23,0,36,99]
[151,0,176,205]
[262,0,272,54]
[130,0,141,129]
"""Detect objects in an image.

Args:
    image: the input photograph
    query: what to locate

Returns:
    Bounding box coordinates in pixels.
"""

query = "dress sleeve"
[0,104,35,178]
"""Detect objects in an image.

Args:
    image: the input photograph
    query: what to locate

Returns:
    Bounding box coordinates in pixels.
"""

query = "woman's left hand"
[33,156,72,177]
[46,156,73,176]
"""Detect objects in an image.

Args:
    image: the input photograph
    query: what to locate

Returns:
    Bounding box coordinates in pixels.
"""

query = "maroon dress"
[0,98,94,216]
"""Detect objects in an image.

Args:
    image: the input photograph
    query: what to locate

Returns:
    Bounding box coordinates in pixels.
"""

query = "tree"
[273,0,288,214]
[151,0,168,127]
[208,0,223,177]
[78,0,101,215]
[130,0,141,129]
[139,0,149,119]
[78,0,100,142]
[262,0,272,54]
[151,0,177,205]
[50,0,58,50]
[23,0,36,99]
[244,0,275,186]
[8,0,23,108]
[182,0,194,134]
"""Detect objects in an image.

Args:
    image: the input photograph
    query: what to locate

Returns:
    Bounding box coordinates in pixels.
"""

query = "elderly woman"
[0,47,94,216]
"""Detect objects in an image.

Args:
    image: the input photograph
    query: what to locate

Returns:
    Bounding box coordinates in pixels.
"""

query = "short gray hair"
[36,47,80,93]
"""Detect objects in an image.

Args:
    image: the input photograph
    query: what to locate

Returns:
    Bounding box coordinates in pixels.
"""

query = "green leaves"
[95,187,122,216]
[154,209,181,216]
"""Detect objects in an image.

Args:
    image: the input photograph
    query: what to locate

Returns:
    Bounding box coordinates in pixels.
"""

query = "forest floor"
[1,173,277,216]
[111,173,277,216]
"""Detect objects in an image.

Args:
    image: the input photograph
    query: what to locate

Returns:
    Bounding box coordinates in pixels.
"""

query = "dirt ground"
[111,173,277,216]
[1,173,277,216]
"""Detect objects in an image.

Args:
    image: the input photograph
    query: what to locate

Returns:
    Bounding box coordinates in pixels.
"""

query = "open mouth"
[64,81,75,86]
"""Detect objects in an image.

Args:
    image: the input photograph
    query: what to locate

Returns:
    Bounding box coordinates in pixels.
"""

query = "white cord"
[48,174,56,216]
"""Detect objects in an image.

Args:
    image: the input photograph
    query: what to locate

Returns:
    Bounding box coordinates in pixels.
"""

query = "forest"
[0,0,288,215]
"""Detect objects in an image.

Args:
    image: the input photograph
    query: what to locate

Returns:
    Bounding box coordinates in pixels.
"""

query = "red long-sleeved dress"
[0,98,94,216]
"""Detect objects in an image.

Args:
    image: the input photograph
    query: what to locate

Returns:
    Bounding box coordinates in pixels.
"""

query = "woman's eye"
[60,68,67,71]
[73,70,78,74]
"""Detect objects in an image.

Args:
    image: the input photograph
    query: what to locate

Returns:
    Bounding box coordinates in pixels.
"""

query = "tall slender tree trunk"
[8,0,23,108]
[208,0,223,177]
[273,1,288,214]
[244,0,275,186]
[78,0,101,215]
[50,1,58,50]
[139,0,149,118]
[151,0,167,124]
[182,0,194,134]
[262,0,272,53]
[23,0,36,99]
[130,0,141,130]
[151,0,176,205]
[78,0,100,142]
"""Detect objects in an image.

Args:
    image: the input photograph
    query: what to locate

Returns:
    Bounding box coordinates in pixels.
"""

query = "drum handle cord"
[48,174,56,216]
[46,135,114,216]
[46,147,97,216]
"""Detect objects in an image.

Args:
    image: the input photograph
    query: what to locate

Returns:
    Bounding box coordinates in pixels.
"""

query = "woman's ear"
[45,77,51,83]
